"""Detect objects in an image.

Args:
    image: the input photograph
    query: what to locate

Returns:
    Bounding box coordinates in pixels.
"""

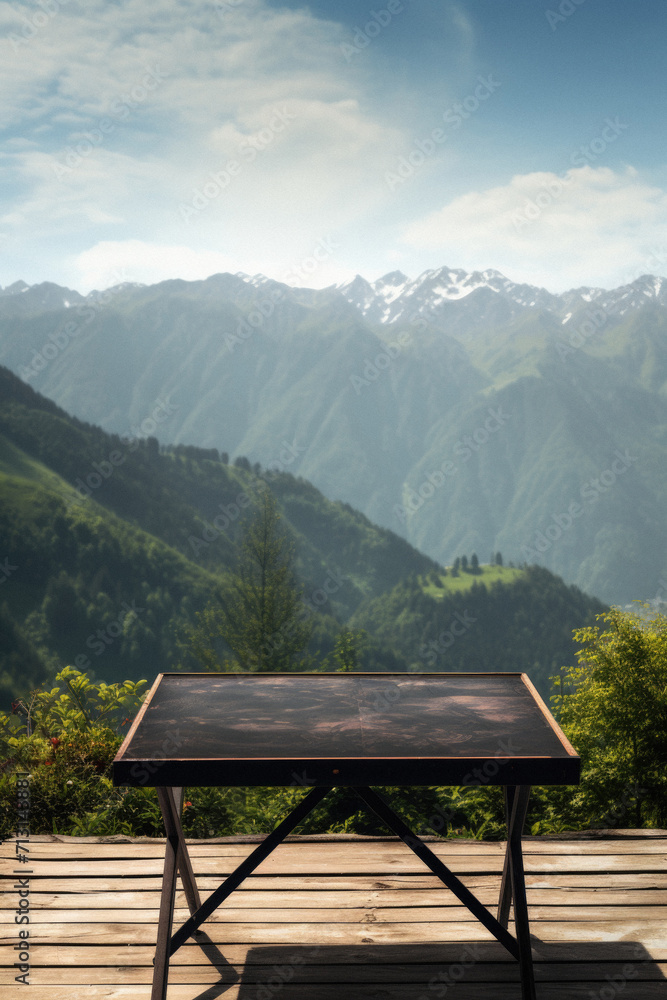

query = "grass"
[421,563,525,598]
[0,433,63,486]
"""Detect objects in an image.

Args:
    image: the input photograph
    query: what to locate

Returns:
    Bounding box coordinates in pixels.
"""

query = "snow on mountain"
[0,281,30,296]
[337,266,667,328]
[0,281,85,315]
[3,268,667,331]
[337,266,562,327]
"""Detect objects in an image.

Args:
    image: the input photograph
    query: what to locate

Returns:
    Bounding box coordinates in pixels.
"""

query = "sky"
[2,0,667,294]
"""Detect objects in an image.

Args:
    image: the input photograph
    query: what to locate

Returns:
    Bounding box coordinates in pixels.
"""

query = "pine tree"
[333,629,367,672]
[188,489,312,671]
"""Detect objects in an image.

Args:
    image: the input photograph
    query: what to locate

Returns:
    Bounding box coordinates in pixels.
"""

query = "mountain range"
[1,265,666,605]
[0,365,604,702]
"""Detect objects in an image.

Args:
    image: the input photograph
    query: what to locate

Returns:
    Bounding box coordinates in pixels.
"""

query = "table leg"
[497,785,515,928]
[168,787,202,915]
[353,785,519,959]
[152,787,181,1000]
[151,786,203,1000]
[506,785,536,1000]
[169,784,332,956]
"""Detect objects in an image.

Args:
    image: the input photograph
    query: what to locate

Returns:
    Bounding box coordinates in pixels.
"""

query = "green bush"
[5,638,661,840]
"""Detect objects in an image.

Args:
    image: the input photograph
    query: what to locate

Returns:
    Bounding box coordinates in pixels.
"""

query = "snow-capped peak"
[336,265,667,329]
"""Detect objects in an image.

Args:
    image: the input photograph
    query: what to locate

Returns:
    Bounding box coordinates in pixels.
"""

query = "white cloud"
[402,167,667,290]
[72,238,358,293]
[5,2,663,295]
[0,0,407,289]
[73,240,240,291]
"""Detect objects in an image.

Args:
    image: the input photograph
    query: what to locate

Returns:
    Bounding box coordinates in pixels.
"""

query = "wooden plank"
[5,839,667,859]
[4,853,666,876]
[3,872,666,893]
[2,918,667,946]
[3,829,665,842]
[6,886,667,910]
[2,984,667,999]
[3,961,667,986]
[5,904,667,926]
[2,940,665,966]
[2,835,665,997]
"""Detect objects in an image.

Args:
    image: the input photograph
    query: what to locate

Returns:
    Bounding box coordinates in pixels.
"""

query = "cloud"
[72,236,357,293]
[0,0,406,289]
[402,166,667,290]
[73,240,240,290]
[5,1,663,294]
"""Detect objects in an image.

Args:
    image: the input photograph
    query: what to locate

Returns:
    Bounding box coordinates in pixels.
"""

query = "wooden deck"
[1,830,666,998]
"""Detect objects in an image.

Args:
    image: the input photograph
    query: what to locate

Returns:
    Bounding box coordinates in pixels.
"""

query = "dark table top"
[113,672,579,787]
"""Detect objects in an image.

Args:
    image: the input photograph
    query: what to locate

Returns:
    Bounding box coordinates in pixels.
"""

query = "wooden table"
[113,672,580,1000]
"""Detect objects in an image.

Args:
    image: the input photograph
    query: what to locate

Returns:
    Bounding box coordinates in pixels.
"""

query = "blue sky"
[2,0,666,292]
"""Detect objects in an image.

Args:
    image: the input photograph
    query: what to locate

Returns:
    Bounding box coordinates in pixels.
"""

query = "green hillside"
[0,366,606,703]
[0,463,223,699]
[420,563,525,597]
[350,564,605,695]
[0,366,441,702]
[3,278,667,603]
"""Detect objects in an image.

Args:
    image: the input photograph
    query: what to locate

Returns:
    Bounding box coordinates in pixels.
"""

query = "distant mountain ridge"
[0,365,605,702]
[4,264,666,322]
[1,265,667,604]
[338,266,667,329]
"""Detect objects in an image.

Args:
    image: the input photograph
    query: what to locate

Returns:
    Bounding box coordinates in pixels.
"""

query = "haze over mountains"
[0,365,605,701]
[2,264,666,606]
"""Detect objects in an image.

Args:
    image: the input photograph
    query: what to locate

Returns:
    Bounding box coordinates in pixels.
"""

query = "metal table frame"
[113,672,580,1000]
